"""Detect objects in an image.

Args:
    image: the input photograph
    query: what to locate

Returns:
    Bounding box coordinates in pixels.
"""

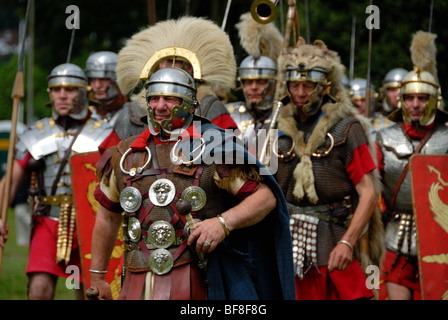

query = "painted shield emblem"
[410,154,448,300]
[71,152,123,300]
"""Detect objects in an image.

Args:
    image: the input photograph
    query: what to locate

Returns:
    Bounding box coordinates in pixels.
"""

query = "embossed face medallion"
[148,179,176,206]
[147,220,175,249]
[127,217,141,243]
[181,186,207,211]
[148,248,174,275]
[120,187,142,212]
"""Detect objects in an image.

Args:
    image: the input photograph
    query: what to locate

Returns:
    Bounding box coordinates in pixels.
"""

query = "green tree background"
[1,0,446,124]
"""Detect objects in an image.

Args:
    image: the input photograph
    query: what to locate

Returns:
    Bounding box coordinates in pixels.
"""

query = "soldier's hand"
[90,280,113,300]
[187,217,226,255]
[0,219,8,249]
[327,241,353,272]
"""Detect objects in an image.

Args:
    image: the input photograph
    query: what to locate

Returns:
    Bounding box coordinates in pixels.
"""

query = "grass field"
[0,209,77,300]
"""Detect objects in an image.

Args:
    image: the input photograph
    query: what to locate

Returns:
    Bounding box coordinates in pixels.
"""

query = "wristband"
[217,215,230,237]
[338,240,353,252]
[89,269,107,274]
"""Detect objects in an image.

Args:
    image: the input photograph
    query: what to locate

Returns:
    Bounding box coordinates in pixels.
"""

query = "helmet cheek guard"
[145,67,197,139]
[285,66,330,116]
[238,55,277,111]
[85,51,119,102]
[47,63,89,120]
[399,68,440,126]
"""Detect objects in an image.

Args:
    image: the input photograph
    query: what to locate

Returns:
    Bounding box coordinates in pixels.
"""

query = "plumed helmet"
[85,51,118,81]
[47,63,88,89]
[396,31,442,126]
[116,16,236,109]
[399,67,440,125]
[146,67,197,138]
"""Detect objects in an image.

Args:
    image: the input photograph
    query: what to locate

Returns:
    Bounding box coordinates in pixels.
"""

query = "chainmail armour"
[110,137,230,272]
[276,117,365,266]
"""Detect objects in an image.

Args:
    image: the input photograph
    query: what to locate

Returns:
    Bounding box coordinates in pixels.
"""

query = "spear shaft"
[0,0,31,278]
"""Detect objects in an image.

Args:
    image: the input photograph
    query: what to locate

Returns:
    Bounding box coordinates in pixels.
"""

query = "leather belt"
[287,200,351,227]
[124,236,185,251]
[40,194,74,206]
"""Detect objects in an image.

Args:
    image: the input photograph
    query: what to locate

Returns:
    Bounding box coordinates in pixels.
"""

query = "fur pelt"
[278,38,348,99]
[116,16,236,107]
[235,12,283,62]
[277,38,385,287]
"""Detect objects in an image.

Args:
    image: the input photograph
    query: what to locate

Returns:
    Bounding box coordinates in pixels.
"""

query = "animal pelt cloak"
[277,37,385,281]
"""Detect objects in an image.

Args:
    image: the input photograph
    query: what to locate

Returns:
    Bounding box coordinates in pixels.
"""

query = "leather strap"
[389,123,436,211]
[50,124,84,195]
[170,263,191,300]
[119,271,146,300]
[152,274,172,300]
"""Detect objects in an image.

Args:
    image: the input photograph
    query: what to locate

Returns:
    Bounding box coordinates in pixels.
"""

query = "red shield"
[410,154,448,300]
[71,152,124,299]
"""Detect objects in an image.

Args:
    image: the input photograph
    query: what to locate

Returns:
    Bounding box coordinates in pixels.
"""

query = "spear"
[221,0,232,31]
[0,0,31,278]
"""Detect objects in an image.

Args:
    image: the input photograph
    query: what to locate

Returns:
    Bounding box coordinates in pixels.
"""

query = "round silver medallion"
[127,217,141,243]
[147,220,175,249]
[181,186,207,211]
[148,179,176,206]
[120,187,142,212]
[148,248,174,275]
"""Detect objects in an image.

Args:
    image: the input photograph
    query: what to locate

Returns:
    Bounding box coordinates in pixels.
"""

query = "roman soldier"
[371,68,408,137]
[0,63,115,299]
[89,66,295,300]
[226,12,282,152]
[349,78,379,119]
[376,31,448,300]
[274,37,385,300]
[85,51,146,141]
[114,16,238,131]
